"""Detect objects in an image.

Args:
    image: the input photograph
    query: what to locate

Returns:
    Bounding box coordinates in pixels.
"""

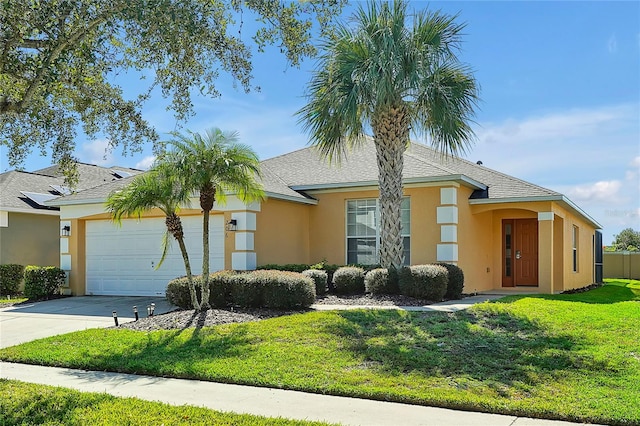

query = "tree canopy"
[297,0,479,268]
[0,0,344,182]
[610,228,640,252]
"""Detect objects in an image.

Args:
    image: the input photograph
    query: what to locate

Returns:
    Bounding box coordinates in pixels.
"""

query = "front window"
[346,198,410,265]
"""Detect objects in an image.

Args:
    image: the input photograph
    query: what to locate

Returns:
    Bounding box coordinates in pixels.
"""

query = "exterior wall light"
[226,219,238,231]
[61,225,71,236]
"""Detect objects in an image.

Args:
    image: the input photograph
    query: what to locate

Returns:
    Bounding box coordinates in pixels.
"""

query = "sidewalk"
[0,361,593,426]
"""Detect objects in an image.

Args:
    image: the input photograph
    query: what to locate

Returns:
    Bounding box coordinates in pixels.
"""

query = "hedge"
[0,264,24,296]
[436,262,465,300]
[398,264,448,301]
[302,269,328,296]
[364,268,400,295]
[23,266,66,300]
[166,270,315,310]
[332,266,365,295]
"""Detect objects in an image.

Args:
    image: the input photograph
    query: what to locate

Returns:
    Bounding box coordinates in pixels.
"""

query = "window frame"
[345,197,410,265]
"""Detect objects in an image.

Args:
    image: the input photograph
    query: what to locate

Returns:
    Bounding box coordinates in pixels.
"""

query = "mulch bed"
[118,293,433,332]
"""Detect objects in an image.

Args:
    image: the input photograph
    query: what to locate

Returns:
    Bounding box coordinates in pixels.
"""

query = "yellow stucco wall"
[456,187,494,293]
[0,212,59,267]
[255,199,311,265]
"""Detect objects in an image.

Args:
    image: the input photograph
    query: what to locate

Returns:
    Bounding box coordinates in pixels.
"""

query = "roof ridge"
[262,144,317,163]
[260,162,294,187]
[404,145,458,175]
[408,142,560,196]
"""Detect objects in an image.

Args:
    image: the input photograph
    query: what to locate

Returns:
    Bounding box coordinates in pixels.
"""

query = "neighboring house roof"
[0,171,65,213]
[0,163,143,214]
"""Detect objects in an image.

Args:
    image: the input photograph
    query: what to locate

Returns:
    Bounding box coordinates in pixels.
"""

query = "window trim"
[345,197,410,265]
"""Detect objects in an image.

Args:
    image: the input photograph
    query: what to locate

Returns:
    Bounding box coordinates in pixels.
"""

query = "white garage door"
[86,215,224,296]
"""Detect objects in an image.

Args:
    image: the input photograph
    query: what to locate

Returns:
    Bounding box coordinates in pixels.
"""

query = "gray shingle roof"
[1,163,144,212]
[261,138,560,200]
[0,171,65,211]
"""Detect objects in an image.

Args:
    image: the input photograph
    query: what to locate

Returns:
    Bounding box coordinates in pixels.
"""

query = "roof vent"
[476,161,483,165]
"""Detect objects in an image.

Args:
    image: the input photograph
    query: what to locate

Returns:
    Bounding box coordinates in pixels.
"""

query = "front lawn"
[1,282,639,425]
[0,380,331,425]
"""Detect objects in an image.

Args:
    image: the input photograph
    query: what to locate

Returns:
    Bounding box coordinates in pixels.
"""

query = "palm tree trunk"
[372,104,410,269]
[166,213,200,311]
[200,208,212,310]
[176,236,201,311]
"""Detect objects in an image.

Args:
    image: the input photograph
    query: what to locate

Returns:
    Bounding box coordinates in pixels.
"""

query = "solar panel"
[112,170,132,178]
[19,191,58,207]
[50,184,72,195]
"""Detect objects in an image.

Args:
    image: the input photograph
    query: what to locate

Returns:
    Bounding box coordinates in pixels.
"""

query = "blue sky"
[2,1,639,244]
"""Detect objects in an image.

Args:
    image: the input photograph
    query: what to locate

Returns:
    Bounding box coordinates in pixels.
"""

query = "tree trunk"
[371,104,410,270]
[199,185,216,310]
[166,213,200,311]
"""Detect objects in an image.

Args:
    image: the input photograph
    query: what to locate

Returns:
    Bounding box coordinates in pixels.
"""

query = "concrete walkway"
[0,296,173,349]
[0,362,593,426]
[311,294,505,312]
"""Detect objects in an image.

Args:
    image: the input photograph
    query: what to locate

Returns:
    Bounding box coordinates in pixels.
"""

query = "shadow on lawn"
[329,309,579,392]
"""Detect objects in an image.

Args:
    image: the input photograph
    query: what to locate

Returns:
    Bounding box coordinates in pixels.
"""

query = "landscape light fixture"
[133,305,139,321]
[112,311,118,327]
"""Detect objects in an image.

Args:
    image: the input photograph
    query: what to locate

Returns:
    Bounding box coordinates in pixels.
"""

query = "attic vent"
[111,170,132,178]
[50,184,71,195]
[19,191,58,207]
[476,161,483,165]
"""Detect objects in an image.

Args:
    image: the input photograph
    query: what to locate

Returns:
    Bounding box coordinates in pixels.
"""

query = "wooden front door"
[502,219,539,287]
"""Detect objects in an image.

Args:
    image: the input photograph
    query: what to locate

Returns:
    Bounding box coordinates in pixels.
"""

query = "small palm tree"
[297,0,479,269]
[162,128,265,309]
[106,164,203,309]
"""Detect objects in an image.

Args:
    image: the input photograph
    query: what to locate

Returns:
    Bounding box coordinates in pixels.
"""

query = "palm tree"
[106,164,203,309]
[162,128,265,309]
[297,0,479,269]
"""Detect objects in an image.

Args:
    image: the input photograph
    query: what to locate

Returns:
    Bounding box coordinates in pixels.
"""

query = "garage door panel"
[86,216,224,296]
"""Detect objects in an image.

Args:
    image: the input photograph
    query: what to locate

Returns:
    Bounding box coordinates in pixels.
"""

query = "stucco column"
[436,187,459,263]
[537,212,554,293]
[230,204,260,270]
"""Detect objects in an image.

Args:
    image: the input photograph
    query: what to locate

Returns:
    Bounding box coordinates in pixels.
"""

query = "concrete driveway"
[0,296,174,349]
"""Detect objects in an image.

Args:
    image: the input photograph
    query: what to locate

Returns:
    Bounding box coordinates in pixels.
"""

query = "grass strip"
[0,379,333,426]
[2,283,639,425]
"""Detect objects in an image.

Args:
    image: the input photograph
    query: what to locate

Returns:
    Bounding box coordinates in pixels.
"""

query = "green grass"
[0,296,28,306]
[0,380,331,426]
[2,283,639,425]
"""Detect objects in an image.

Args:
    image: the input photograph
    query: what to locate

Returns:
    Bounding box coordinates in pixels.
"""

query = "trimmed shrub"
[23,266,65,300]
[168,270,315,310]
[252,270,315,309]
[332,266,365,294]
[257,264,310,273]
[364,267,401,295]
[209,271,238,308]
[302,269,328,296]
[398,264,448,301]
[0,264,24,296]
[436,262,465,300]
[166,275,200,309]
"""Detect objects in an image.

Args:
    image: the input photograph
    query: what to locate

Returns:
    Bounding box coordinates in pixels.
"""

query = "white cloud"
[135,156,156,170]
[608,34,618,53]
[565,180,622,203]
[77,139,113,166]
[630,156,640,168]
